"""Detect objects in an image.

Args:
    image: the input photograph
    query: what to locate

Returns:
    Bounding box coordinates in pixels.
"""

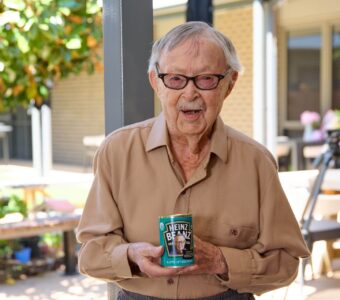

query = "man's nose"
[182,79,199,100]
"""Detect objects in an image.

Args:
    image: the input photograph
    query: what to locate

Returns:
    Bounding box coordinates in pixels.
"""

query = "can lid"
[159,213,192,219]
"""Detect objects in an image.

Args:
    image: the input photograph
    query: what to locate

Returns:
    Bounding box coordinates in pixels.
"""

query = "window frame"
[279,24,335,135]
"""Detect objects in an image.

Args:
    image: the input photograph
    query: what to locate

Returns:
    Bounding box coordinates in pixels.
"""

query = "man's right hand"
[127,242,180,277]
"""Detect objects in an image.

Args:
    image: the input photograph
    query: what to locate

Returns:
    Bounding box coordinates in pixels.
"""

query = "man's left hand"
[178,236,228,277]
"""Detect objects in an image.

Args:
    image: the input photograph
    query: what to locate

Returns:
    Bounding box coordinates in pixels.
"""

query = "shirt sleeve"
[76,143,135,282]
[216,172,310,295]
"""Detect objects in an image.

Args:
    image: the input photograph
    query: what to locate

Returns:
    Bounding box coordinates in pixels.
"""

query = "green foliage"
[42,232,62,249]
[0,0,103,110]
[0,239,24,260]
[0,194,28,218]
[0,239,13,259]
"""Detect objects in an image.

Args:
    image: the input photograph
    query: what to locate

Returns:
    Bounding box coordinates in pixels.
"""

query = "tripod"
[300,130,340,279]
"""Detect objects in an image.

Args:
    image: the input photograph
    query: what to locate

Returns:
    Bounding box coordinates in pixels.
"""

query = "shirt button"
[230,229,239,236]
[167,278,174,285]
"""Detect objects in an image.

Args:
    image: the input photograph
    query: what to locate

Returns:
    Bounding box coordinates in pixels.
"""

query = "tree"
[0,0,103,110]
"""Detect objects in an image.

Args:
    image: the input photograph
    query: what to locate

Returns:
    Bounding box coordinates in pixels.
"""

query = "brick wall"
[51,72,104,166]
[215,6,253,137]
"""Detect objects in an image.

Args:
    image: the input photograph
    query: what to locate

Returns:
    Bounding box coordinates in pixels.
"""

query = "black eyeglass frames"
[155,64,232,90]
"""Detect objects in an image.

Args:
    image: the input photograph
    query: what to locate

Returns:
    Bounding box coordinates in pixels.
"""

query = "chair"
[300,146,340,279]
[303,144,327,169]
[277,136,292,171]
[302,193,340,277]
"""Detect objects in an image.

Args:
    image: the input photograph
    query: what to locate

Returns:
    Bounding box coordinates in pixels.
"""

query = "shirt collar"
[145,112,169,152]
[145,113,228,163]
[210,116,229,163]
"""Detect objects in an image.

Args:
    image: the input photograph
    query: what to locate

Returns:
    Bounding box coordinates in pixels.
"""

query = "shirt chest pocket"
[199,224,259,249]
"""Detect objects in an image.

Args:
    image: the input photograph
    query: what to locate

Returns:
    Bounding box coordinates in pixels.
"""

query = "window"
[332,27,340,109]
[287,33,321,121]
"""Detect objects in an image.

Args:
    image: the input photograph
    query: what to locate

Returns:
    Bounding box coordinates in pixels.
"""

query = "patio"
[0,270,108,300]
[0,263,339,300]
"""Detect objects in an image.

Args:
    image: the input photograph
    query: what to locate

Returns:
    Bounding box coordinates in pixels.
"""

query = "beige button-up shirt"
[77,113,309,298]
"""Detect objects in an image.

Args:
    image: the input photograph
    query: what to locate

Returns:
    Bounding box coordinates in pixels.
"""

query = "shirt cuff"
[216,247,253,290]
[110,243,134,279]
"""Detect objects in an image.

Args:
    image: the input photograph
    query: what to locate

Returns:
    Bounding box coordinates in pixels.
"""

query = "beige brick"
[215,6,253,137]
[51,72,105,166]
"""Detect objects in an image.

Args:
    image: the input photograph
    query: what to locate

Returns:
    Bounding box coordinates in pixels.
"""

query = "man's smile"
[180,109,203,120]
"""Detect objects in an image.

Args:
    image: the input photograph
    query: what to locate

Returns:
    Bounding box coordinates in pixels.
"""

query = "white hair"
[148,21,242,73]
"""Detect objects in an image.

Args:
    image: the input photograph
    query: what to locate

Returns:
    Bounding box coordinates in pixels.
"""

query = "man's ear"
[225,71,239,98]
[149,70,159,94]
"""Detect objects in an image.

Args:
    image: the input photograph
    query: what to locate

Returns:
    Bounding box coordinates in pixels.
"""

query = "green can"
[159,214,194,268]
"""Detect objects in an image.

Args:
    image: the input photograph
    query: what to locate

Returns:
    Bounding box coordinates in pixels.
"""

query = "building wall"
[51,72,104,165]
[153,7,187,115]
[215,4,253,137]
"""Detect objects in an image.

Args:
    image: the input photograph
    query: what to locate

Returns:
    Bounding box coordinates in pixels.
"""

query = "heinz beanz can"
[159,214,194,268]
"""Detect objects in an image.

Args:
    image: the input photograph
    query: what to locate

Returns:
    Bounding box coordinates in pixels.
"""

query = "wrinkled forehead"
[159,36,225,64]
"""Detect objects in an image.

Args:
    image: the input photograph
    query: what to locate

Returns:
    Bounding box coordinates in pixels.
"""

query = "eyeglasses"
[155,64,231,90]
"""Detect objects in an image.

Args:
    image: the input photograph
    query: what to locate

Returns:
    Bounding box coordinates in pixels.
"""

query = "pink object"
[311,129,324,141]
[300,111,321,125]
[45,199,76,213]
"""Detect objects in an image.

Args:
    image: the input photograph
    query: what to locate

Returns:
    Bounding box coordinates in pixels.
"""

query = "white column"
[41,105,52,175]
[265,1,278,157]
[253,0,266,145]
[30,106,42,175]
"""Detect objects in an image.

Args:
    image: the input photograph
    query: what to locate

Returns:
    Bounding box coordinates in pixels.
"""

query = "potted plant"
[0,195,28,219]
[1,239,32,265]
[13,247,32,264]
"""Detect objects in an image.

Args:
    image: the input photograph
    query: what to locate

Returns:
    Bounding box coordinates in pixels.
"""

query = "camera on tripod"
[324,129,340,168]
[326,129,340,157]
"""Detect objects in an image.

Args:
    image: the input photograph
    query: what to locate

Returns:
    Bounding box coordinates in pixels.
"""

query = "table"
[277,137,326,170]
[0,170,93,209]
[0,123,12,161]
[295,138,326,170]
[277,136,298,170]
[0,169,93,275]
[1,180,55,211]
[0,213,81,275]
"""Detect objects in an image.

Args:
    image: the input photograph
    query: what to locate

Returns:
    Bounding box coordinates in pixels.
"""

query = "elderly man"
[77,22,309,300]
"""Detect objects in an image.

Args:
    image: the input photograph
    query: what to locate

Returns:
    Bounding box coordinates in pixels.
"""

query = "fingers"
[126,240,225,278]
[186,236,227,275]
[193,235,203,244]
[128,243,162,264]
[141,260,181,277]
[127,242,180,278]
[141,245,164,258]
[177,264,199,275]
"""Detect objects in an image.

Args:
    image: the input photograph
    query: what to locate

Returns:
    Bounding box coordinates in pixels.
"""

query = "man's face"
[149,37,237,138]
[175,235,186,254]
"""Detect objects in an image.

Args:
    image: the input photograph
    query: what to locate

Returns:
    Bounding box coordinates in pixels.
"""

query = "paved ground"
[0,271,107,300]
